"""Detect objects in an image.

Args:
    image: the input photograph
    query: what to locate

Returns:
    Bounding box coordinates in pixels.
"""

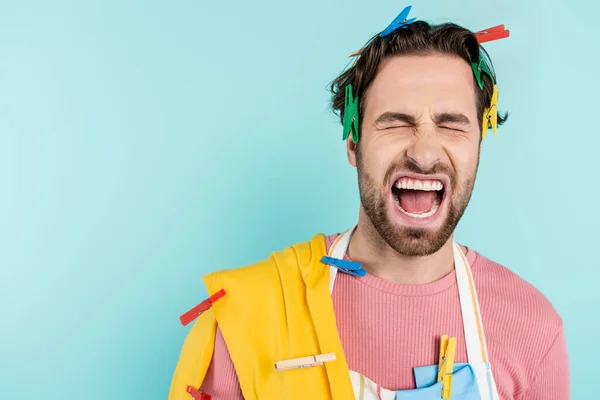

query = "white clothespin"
[275,353,336,371]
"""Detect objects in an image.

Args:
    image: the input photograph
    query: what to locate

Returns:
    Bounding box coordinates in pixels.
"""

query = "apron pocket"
[395,364,480,400]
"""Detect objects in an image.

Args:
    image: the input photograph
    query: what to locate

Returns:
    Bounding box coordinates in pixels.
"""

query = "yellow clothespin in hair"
[437,334,457,399]
[482,85,499,139]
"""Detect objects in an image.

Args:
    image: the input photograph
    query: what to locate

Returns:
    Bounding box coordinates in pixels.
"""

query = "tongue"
[399,190,437,214]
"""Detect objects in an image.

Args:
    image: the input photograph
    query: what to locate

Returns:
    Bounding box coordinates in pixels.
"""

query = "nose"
[405,133,444,173]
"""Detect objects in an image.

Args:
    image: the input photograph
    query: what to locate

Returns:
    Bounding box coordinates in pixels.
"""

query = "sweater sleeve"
[199,326,244,399]
[519,326,570,400]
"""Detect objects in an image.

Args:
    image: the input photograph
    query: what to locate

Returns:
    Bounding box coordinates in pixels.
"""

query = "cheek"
[447,141,480,178]
[360,139,401,175]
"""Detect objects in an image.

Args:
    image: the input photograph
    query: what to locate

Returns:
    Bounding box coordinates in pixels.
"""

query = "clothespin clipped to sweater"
[179,289,226,326]
[186,385,211,400]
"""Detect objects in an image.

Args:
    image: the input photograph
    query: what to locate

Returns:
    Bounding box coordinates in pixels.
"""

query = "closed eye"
[379,125,413,130]
[440,126,466,132]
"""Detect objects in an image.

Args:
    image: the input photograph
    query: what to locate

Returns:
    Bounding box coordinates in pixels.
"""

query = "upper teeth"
[395,178,443,191]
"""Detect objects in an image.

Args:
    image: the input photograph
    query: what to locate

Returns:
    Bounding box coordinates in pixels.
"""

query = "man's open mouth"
[391,177,445,219]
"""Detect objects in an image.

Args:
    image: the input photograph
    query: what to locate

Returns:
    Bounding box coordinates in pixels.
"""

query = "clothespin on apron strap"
[186,385,211,400]
[179,289,226,326]
[275,353,337,371]
[321,256,366,277]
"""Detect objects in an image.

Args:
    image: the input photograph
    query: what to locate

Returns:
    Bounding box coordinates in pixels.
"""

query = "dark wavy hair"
[330,21,508,136]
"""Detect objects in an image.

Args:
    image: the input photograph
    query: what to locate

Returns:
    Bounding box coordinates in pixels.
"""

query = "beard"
[356,147,479,257]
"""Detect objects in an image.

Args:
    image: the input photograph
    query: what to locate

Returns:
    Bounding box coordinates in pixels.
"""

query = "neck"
[347,211,456,285]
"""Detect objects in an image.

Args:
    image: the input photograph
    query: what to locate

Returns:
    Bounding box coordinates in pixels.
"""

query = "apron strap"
[453,242,488,364]
[328,227,355,294]
[453,242,499,400]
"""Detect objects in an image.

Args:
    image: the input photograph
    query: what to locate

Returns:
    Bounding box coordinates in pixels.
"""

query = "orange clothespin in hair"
[475,24,510,43]
[186,385,211,400]
[179,289,226,326]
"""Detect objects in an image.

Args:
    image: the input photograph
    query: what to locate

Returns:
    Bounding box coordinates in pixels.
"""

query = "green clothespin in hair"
[343,84,360,143]
[471,54,494,90]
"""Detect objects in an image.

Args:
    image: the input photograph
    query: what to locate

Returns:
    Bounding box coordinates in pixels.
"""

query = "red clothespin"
[475,24,510,43]
[180,289,226,326]
[186,385,211,400]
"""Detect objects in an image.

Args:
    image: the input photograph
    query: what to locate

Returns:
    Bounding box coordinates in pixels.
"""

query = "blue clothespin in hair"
[379,5,416,37]
[321,256,366,277]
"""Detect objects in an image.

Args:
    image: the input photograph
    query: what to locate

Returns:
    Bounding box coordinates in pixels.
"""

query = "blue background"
[1,0,596,398]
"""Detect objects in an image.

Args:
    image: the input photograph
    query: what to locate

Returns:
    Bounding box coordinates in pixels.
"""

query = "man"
[169,8,569,400]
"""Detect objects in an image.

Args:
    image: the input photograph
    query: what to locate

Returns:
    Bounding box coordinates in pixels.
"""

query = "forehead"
[364,53,477,116]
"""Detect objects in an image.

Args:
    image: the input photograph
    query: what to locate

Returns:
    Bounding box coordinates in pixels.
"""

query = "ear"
[346,137,357,167]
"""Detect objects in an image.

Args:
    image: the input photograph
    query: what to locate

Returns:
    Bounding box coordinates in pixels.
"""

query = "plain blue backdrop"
[1,0,597,398]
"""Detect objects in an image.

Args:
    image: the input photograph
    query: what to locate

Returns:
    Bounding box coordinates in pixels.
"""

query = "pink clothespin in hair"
[475,24,510,43]
[179,289,226,326]
[186,385,211,400]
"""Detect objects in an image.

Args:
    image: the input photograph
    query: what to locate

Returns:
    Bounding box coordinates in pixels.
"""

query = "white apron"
[327,227,500,400]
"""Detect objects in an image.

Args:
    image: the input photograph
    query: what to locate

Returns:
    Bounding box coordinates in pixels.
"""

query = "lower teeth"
[398,199,440,219]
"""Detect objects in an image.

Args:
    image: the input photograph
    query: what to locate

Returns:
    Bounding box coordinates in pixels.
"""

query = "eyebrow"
[433,112,472,127]
[374,112,417,126]
[374,111,472,128]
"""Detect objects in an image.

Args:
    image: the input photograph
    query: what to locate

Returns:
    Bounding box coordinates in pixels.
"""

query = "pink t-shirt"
[199,234,569,399]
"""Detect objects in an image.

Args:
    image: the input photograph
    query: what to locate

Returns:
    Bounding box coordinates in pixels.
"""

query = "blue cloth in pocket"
[395,363,481,399]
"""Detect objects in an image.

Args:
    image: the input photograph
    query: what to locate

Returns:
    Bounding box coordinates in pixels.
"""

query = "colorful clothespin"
[321,256,366,277]
[348,49,362,58]
[275,353,337,371]
[437,335,457,399]
[471,54,494,90]
[471,24,508,90]
[186,385,211,400]
[348,6,416,58]
[475,24,510,44]
[179,289,226,326]
[482,85,499,139]
[343,84,360,143]
[379,5,416,37]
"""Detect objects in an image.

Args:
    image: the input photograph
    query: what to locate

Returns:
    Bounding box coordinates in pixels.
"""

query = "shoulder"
[469,249,563,329]
[468,249,563,358]
[202,232,328,292]
[467,250,567,395]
